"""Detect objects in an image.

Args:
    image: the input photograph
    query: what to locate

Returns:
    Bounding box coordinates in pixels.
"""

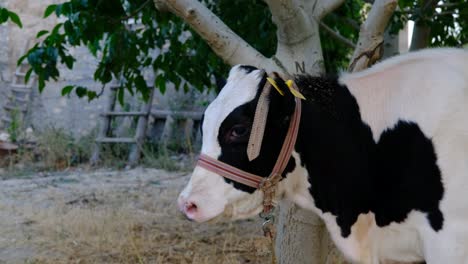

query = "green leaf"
[87,90,97,101]
[0,8,9,23]
[64,20,73,35]
[63,55,74,69]
[24,68,33,84]
[155,74,166,94]
[134,75,147,91]
[44,4,57,18]
[8,11,22,28]
[60,3,71,16]
[117,87,124,105]
[61,85,74,96]
[36,30,49,38]
[38,76,45,92]
[75,87,87,97]
[79,0,88,8]
[51,23,63,35]
[17,53,28,66]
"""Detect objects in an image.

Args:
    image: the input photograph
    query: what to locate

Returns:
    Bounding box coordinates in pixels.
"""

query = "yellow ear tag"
[286,79,306,100]
[266,77,284,96]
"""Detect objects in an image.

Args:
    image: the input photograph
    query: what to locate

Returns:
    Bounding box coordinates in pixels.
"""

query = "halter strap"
[197,86,302,189]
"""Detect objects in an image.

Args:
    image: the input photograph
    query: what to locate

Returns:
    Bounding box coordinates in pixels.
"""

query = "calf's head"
[178,65,296,222]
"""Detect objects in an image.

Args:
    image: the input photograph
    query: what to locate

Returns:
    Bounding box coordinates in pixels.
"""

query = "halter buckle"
[260,209,276,238]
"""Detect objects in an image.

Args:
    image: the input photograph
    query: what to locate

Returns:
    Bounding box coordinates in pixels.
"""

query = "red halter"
[197,96,302,190]
[197,79,302,242]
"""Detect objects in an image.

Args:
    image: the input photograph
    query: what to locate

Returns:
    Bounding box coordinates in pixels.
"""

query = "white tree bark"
[265,0,334,74]
[153,0,281,71]
[263,1,347,263]
[349,0,397,72]
[153,0,343,76]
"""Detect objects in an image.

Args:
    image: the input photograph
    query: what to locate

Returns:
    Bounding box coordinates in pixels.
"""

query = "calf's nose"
[184,201,198,214]
[177,195,199,219]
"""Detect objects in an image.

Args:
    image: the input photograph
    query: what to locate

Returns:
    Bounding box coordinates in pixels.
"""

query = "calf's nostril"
[184,201,198,214]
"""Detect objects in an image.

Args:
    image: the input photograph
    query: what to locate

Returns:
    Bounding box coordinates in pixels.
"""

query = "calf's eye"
[230,125,249,138]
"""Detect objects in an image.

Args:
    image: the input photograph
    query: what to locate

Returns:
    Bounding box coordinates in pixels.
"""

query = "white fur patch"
[201,66,265,158]
[331,48,468,263]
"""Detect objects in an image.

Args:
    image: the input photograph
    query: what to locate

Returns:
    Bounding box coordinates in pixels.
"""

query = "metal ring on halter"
[262,217,275,233]
[259,208,275,220]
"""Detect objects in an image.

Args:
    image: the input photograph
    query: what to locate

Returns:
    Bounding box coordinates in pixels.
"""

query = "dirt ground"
[0,168,272,264]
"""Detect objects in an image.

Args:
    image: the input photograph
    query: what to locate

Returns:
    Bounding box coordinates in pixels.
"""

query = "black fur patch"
[294,75,444,237]
[373,121,444,231]
[238,65,259,74]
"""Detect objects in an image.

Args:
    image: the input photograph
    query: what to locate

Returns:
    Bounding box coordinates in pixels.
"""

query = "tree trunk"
[383,29,399,59]
[409,24,431,51]
[349,0,397,72]
[263,1,347,262]
[409,0,437,51]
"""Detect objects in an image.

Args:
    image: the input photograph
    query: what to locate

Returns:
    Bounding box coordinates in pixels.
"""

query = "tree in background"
[395,0,467,50]
[17,0,468,101]
[18,0,368,103]
[12,0,468,263]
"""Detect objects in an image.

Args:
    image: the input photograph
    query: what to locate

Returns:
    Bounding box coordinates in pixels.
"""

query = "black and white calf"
[178,48,468,263]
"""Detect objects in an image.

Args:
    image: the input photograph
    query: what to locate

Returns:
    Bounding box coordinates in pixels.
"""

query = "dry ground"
[0,168,272,264]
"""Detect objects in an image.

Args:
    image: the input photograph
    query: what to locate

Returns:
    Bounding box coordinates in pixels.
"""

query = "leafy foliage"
[21,0,467,102]
[0,7,22,27]
[392,0,468,47]
[321,0,366,72]
[206,0,277,58]
[21,0,364,102]
[20,0,224,102]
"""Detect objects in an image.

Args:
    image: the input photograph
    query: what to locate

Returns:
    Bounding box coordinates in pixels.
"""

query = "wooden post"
[128,87,155,166]
[183,118,194,151]
[160,115,175,147]
[1,40,36,130]
[90,86,118,165]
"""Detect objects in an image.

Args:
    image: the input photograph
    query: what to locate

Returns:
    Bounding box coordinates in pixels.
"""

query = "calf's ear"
[215,74,226,94]
[268,73,296,123]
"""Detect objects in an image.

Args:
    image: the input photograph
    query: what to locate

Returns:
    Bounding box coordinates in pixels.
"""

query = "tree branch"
[153,0,274,69]
[121,0,151,21]
[436,2,462,8]
[434,11,456,16]
[409,0,437,51]
[329,13,360,31]
[264,0,314,46]
[348,0,397,72]
[319,21,356,49]
[313,0,346,20]
[264,0,335,74]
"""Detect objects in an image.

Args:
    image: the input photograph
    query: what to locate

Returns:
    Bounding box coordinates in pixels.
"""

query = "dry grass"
[0,168,271,264]
[30,200,270,263]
